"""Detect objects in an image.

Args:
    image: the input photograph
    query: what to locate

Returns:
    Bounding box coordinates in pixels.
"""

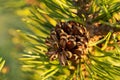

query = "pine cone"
[45,21,89,66]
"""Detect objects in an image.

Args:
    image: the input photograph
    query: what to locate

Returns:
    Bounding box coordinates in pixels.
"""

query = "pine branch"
[20,0,120,80]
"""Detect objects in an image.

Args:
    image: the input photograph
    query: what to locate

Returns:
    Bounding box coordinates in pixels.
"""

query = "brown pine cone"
[45,21,89,66]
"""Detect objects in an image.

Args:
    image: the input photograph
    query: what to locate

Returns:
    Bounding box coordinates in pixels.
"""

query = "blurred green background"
[0,0,31,80]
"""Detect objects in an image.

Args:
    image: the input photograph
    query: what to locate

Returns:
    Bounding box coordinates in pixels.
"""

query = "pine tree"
[20,0,120,80]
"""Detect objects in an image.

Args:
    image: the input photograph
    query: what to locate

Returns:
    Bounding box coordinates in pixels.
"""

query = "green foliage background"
[0,0,29,80]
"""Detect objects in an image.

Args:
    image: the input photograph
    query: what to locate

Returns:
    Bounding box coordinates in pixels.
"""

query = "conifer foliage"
[21,0,120,80]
